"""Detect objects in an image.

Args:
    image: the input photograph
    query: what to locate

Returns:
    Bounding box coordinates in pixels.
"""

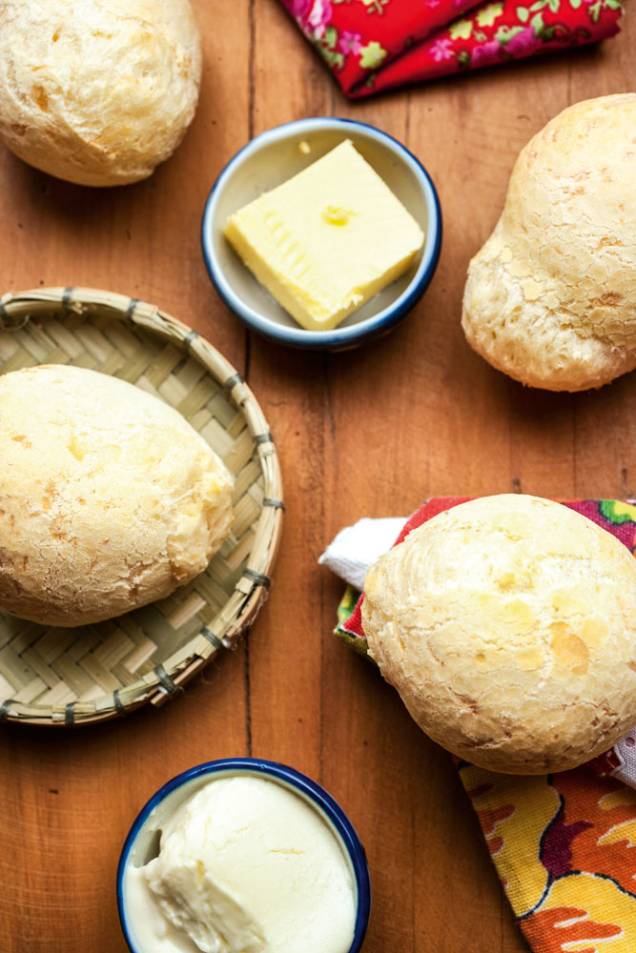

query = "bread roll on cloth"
[0,0,202,186]
[0,365,233,627]
[362,495,636,774]
[462,94,636,392]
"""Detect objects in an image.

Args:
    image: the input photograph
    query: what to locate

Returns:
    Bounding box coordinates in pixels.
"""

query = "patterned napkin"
[329,498,636,952]
[281,0,624,98]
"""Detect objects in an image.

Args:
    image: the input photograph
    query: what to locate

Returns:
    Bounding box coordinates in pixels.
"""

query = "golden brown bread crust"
[462,95,636,392]
[0,0,202,186]
[362,495,636,774]
[0,365,233,627]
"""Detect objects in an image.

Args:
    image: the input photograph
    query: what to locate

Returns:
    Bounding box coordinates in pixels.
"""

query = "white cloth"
[612,733,636,787]
[318,517,407,590]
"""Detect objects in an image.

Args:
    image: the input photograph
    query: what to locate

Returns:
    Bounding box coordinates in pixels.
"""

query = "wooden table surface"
[0,2,634,951]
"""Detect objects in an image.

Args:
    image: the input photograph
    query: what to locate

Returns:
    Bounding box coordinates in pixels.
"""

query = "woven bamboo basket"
[0,287,283,726]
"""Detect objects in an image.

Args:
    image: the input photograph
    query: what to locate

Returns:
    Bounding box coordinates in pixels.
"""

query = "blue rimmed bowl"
[117,757,371,953]
[202,117,442,351]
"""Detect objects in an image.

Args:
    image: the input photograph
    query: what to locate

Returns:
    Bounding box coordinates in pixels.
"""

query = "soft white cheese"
[124,775,356,953]
[224,139,425,332]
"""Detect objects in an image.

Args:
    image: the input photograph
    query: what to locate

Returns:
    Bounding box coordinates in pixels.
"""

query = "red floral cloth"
[281,0,624,98]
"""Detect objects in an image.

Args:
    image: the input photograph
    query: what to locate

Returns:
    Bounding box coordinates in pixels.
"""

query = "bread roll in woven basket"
[0,287,283,726]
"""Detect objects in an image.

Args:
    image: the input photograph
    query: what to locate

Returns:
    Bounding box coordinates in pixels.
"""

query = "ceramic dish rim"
[201,116,443,349]
[117,756,371,953]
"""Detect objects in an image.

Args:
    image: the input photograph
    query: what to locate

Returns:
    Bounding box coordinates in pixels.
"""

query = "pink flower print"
[429,37,455,61]
[307,0,333,38]
[290,0,311,17]
[471,39,502,65]
[339,30,363,54]
[289,0,332,38]
[506,26,538,55]
[425,0,441,8]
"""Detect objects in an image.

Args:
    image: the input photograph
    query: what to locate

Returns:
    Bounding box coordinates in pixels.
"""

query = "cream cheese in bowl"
[118,759,370,953]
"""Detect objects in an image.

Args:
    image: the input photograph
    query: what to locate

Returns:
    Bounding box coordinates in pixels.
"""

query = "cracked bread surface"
[462,95,636,392]
[0,0,202,186]
[0,365,233,627]
[362,494,636,774]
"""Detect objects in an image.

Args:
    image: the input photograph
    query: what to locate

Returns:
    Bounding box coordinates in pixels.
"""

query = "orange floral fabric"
[463,765,636,952]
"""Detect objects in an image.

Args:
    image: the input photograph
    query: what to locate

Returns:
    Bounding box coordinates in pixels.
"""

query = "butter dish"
[202,118,442,350]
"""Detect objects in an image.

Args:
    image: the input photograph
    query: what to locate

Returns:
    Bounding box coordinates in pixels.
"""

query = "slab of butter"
[224,140,425,332]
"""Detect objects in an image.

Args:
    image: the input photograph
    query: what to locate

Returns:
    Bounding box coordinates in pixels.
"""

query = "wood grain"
[0,1,634,950]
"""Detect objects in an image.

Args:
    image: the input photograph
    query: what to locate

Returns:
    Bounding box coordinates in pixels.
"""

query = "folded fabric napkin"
[281,0,624,98]
[323,498,636,952]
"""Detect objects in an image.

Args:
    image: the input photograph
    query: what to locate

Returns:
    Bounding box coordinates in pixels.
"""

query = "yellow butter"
[224,140,425,332]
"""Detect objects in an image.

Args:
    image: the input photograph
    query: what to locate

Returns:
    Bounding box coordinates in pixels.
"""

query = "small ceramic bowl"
[202,117,442,350]
[117,757,371,953]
